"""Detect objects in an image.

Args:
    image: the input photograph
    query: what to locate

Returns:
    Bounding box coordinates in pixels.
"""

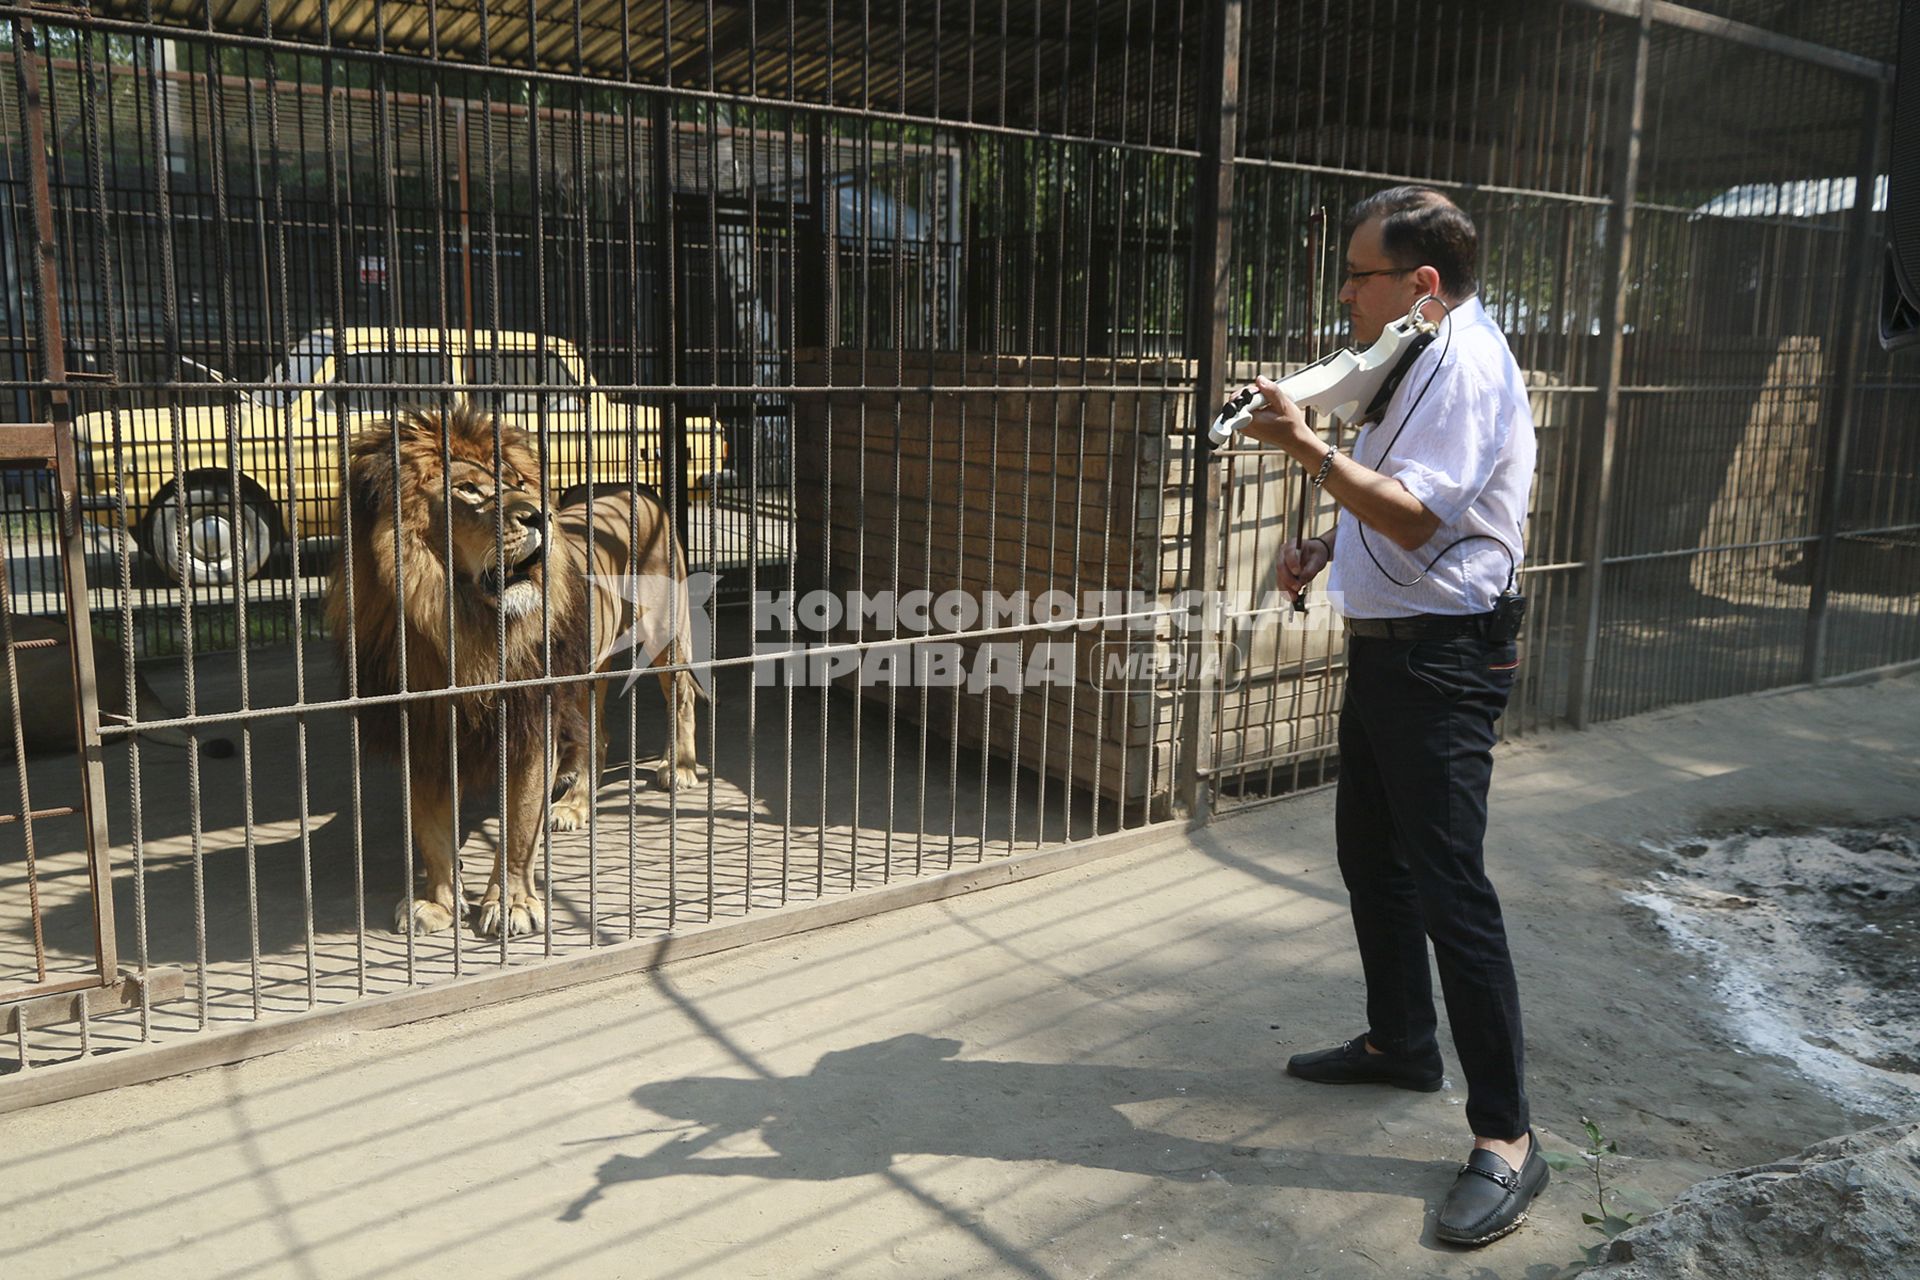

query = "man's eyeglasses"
[1343,266,1415,285]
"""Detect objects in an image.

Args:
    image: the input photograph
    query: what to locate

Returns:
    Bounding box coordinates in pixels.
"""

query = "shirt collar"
[1436,293,1489,335]
[1439,293,1487,333]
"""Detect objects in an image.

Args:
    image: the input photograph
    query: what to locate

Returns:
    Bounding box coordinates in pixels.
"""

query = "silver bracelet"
[1310,446,1337,488]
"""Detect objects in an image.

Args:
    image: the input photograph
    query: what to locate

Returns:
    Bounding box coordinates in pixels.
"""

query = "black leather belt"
[1346,613,1491,640]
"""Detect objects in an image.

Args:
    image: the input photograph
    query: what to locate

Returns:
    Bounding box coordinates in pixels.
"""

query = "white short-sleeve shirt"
[1325,294,1536,619]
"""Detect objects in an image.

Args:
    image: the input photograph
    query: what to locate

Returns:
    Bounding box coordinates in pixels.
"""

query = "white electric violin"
[1209,297,1443,446]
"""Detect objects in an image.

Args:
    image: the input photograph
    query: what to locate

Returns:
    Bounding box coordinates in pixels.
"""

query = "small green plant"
[1542,1117,1664,1278]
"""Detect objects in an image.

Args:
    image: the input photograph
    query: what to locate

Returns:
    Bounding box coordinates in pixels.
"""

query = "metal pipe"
[1555,0,1890,82]
[1805,77,1889,686]
[1567,0,1649,730]
[16,18,122,995]
[1175,0,1242,820]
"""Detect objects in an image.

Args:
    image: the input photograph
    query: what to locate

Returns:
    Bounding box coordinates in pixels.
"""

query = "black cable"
[1350,299,1518,595]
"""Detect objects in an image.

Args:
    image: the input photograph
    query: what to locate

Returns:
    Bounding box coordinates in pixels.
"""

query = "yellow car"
[74,329,728,584]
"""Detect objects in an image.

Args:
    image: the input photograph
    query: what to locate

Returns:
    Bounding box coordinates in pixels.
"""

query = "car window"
[268,335,332,407]
[467,350,585,415]
[320,351,451,414]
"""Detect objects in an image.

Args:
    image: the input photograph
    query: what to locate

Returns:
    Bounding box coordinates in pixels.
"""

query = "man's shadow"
[561,1033,1452,1222]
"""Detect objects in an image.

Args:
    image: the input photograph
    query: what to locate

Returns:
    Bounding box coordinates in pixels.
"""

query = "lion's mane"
[325,404,591,789]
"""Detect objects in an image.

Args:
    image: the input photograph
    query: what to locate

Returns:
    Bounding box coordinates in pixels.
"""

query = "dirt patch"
[1627,821,1920,1115]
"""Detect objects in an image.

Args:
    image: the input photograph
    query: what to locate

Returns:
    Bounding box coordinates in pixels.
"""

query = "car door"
[559,346,661,493]
[252,337,335,543]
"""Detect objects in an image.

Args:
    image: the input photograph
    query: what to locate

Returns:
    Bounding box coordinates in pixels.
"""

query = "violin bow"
[1293,206,1327,614]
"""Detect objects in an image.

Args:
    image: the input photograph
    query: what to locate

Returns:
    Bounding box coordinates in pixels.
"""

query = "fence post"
[1805,77,1890,686]
[15,19,120,984]
[650,96,690,554]
[1176,0,1243,821]
[1567,0,1650,730]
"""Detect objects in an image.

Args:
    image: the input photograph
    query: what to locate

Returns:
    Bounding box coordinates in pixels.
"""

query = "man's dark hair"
[1345,186,1478,298]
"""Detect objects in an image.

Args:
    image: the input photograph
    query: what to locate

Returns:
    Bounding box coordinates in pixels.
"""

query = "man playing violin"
[1237,185,1544,1247]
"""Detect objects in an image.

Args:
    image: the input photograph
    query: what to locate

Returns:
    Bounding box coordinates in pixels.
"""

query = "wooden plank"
[0,423,58,465]
[853,672,1157,741]
[808,486,1182,542]
[827,662,1179,795]
[814,523,1151,572]
[791,347,1194,815]
[1208,717,1342,774]
[1212,671,1343,734]
[796,426,1165,485]
[820,433,1145,480]
[798,348,1197,388]
[802,488,1168,542]
[819,522,1150,573]
[945,698,1167,803]
[2,967,186,1035]
[811,528,1143,571]
[800,439,1094,484]
[816,454,1131,508]
[795,389,1178,436]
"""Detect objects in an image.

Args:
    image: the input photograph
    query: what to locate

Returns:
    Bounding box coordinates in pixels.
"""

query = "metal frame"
[1805,76,1892,685]
[1560,0,1892,82]
[1175,0,1241,820]
[1,17,121,1012]
[0,0,1910,1093]
[1567,0,1652,731]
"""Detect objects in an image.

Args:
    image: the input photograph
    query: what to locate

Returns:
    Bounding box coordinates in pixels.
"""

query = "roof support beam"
[1557,0,1891,81]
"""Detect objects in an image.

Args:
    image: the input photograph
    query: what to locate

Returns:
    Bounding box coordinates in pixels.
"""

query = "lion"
[326,403,702,939]
[551,481,703,825]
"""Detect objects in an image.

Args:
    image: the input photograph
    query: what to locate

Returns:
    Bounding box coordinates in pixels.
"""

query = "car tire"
[143,479,277,586]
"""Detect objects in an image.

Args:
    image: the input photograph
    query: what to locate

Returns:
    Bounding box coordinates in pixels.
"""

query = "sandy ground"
[2,670,1918,1279]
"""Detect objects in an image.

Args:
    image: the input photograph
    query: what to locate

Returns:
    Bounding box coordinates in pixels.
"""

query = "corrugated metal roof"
[42,0,1895,193]
[90,0,1205,147]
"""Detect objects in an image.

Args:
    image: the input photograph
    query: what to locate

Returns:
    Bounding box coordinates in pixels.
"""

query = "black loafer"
[1285,1035,1444,1092]
[1435,1132,1549,1246]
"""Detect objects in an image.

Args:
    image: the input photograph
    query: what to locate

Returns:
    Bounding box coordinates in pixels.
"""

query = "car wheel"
[144,480,277,585]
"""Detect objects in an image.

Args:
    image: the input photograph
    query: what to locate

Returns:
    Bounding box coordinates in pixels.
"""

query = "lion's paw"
[550,787,594,831]
[395,897,456,936]
[476,893,545,939]
[655,762,701,792]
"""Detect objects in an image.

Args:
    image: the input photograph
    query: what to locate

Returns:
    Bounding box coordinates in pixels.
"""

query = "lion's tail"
[133,677,237,756]
[656,503,710,704]
[664,584,710,704]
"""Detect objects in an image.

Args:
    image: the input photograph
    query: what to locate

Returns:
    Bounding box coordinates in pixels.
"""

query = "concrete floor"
[2,669,1916,1278]
[1,610,1109,1069]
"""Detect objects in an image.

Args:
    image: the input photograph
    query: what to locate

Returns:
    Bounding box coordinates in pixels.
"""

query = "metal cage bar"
[0,0,1911,1085]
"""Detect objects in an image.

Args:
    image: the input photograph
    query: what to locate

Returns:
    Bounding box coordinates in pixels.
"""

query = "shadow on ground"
[562,1032,1456,1228]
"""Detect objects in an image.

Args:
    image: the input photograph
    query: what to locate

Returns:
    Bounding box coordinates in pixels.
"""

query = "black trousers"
[1335,630,1528,1140]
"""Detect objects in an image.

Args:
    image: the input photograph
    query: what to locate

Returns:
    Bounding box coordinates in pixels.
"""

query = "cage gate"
[1,19,181,1051]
